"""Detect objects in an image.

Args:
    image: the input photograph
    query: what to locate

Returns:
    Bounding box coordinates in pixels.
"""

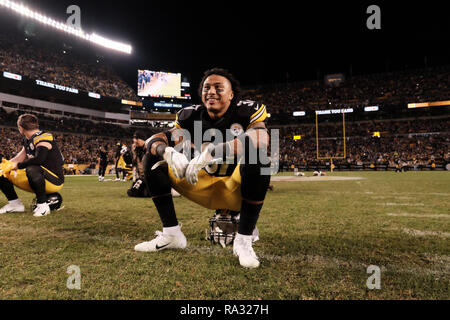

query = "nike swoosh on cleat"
[155,243,170,250]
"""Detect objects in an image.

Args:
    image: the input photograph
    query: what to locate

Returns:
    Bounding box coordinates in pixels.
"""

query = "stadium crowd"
[0,107,158,169]
[1,125,120,166]
[242,66,450,114]
[1,104,448,173]
[0,106,157,138]
[278,118,450,169]
[0,33,138,101]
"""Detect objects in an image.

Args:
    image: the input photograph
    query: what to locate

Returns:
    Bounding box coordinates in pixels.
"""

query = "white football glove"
[162,147,190,179]
[185,145,220,185]
[0,159,16,178]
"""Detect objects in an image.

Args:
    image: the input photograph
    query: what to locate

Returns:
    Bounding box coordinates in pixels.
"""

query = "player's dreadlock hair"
[198,68,241,105]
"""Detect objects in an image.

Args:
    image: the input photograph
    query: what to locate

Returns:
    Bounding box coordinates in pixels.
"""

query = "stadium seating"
[1,105,448,173]
[0,33,138,101]
[277,116,449,171]
[241,66,450,114]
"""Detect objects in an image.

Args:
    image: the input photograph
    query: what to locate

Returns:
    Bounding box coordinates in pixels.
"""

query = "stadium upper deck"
[242,66,450,119]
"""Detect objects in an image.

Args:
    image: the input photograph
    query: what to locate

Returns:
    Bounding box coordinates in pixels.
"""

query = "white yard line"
[402,228,450,238]
[387,213,450,219]
[305,191,450,197]
[371,196,414,200]
[377,203,426,207]
[271,176,365,182]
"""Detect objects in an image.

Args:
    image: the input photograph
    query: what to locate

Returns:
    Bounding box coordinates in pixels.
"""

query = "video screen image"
[138,70,181,98]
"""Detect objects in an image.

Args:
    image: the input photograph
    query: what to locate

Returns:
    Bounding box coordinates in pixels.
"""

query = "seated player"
[134,68,271,269]
[0,114,64,217]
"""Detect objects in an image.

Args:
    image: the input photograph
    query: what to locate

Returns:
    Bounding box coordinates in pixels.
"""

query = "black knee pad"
[240,162,271,202]
[128,179,151,198]
[143,152,172,197]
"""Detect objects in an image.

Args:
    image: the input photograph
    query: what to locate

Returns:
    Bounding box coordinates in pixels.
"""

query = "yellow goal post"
[315,110,347,172]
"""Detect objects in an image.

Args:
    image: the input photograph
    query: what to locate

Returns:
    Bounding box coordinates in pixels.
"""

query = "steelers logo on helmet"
[230,123,244,137]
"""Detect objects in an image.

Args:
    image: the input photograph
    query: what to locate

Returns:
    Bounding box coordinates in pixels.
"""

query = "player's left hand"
[0,159,17,177]
[185,145,218,185]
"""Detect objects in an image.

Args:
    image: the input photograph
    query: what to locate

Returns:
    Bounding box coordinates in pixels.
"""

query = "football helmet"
[207,209,240,248]
[31,193,63,212]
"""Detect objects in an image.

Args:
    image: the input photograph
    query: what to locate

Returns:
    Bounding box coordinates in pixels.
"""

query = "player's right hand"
[163,147,190,179]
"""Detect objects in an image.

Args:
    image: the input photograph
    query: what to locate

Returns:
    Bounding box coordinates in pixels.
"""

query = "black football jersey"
[174,100,268,176]
[99,150,108,163]
[24,131,64,180]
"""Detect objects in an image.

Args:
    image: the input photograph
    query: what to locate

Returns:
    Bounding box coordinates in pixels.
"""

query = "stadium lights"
[0,0,132,54]
[365,106,379,112]
[90,33,132,54]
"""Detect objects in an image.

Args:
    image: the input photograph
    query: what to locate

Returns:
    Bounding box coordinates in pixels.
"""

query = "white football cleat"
[233,233,260,269]
[134,229,187,252]
[0,200,25,214]
[33,203,51,217]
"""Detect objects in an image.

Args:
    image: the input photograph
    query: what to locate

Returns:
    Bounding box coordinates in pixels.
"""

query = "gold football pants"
[7,167,63,194]
[168,165,242,211]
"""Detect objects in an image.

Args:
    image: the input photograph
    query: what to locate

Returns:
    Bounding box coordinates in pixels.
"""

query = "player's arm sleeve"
[17,146,49,169]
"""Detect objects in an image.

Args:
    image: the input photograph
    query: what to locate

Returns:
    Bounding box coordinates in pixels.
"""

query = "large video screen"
[138,70,181,98]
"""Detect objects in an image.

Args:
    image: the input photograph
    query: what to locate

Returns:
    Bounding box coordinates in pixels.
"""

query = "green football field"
[0,171,449,300]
